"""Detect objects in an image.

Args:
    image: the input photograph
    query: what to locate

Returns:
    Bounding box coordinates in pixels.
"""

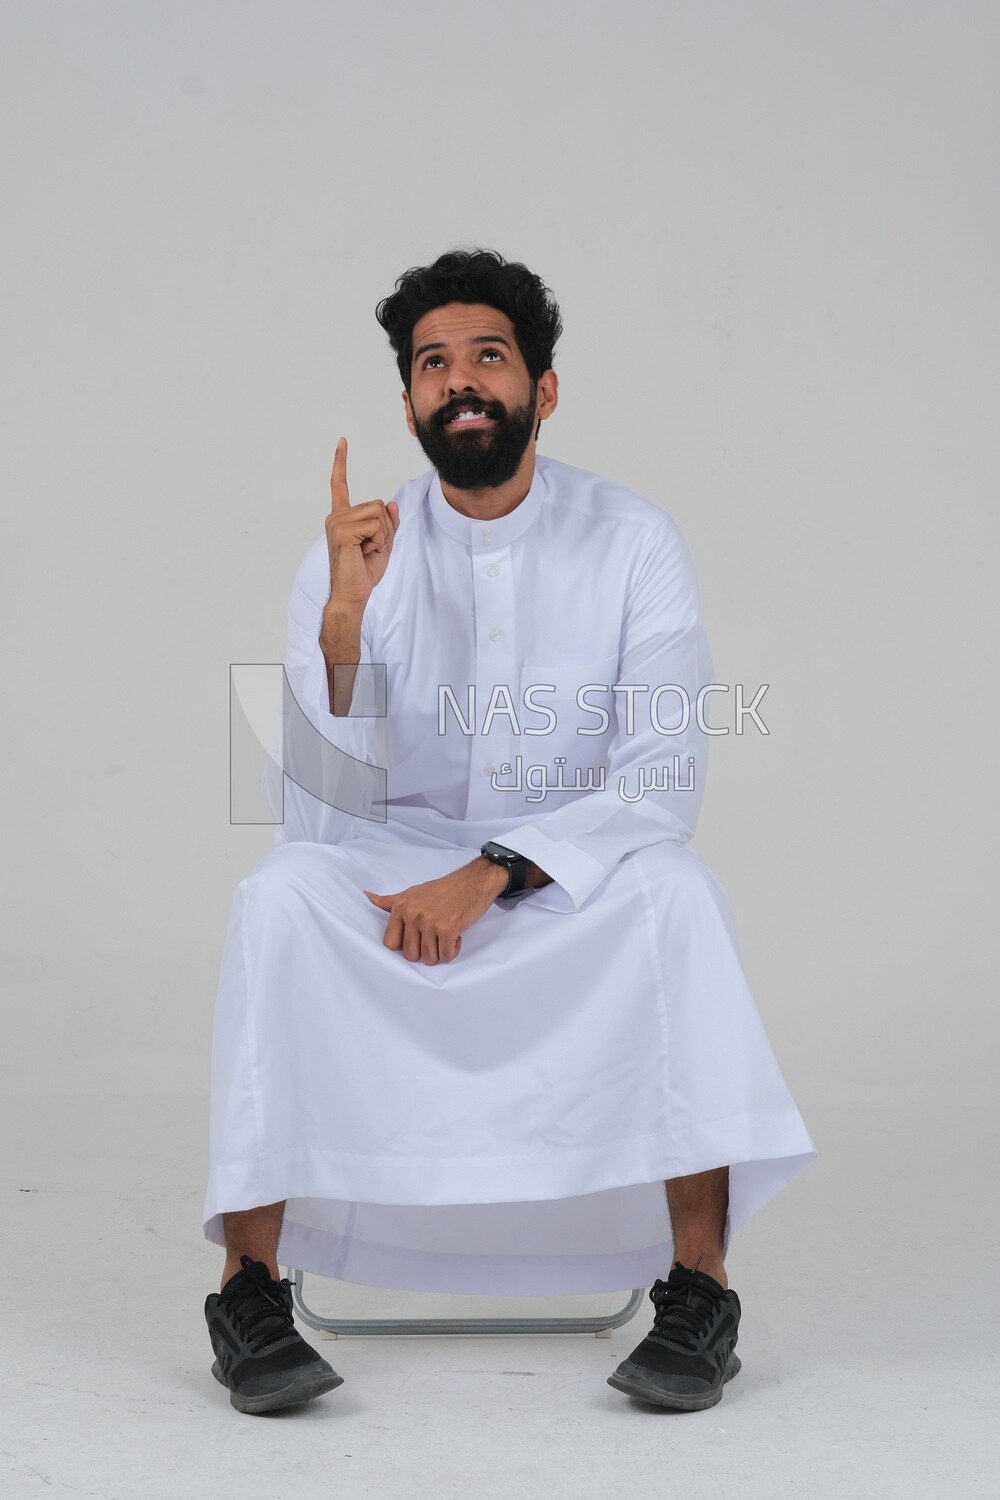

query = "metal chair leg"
[287,1266,646,1338]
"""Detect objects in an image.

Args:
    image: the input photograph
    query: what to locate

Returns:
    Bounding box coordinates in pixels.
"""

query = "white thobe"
[202,454,817,1295]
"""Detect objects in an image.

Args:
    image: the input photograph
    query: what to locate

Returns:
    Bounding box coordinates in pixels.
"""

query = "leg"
[664,1166,729,1288]
[608,1166,739,1409]
[208,1197,343,1414]
[221,1200,286,1289]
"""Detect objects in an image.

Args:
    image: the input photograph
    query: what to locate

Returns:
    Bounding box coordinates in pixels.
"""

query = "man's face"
[403,302,541,489]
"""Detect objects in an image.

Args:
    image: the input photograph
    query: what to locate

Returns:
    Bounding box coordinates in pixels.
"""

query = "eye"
[419,347,504,371]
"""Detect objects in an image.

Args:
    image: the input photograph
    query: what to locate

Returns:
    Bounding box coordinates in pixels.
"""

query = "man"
[202,248,817,1417]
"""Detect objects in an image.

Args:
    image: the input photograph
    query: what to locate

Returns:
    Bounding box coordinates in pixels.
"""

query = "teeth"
[453,410,486,421]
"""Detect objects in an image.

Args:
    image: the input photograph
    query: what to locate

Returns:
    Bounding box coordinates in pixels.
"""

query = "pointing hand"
[325,437,400,610]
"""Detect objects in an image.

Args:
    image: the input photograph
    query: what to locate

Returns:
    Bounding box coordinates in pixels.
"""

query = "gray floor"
[2,1065,992,1500]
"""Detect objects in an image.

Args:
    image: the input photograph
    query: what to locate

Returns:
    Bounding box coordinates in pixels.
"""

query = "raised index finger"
[330,436,350,511]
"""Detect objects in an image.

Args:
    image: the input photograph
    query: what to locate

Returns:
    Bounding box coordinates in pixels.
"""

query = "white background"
[2,3,996,1496]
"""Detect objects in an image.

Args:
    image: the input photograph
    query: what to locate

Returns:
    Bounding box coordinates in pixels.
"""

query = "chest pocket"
[518,652,620,737]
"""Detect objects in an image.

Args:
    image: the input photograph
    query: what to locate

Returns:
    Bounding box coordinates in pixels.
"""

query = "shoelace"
[219,1256,295,1352]
[648,1261,726,1350]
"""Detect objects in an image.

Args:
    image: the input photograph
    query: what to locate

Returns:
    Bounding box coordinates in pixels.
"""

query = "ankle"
[674,1254,727,1290]
[220,1205,286,1291]
[221,1255,280,1292]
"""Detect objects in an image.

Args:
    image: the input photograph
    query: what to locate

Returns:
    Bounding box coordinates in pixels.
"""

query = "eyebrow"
[412,333,514,363]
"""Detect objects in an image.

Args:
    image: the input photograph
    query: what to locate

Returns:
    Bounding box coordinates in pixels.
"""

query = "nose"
[444,355,483,399]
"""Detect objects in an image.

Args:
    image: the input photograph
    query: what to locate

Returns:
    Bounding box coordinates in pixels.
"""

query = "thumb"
[387,501,400,531]
[363,889,393,909]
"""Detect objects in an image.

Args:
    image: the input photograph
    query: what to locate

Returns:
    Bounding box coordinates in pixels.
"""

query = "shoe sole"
[211,1357,344,1415]
[606,1350,741,1411]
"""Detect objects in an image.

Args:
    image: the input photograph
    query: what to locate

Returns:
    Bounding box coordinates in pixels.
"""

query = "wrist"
[322,596,365,629]
[321,601,364,638]
[474,855,513,896]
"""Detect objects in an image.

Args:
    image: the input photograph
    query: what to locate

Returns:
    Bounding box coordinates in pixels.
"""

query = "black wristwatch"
[480,841,529,899]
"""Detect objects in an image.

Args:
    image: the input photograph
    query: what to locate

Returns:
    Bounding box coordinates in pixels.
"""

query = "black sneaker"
[204,1255,344,1415]
[607,1260,741,1411]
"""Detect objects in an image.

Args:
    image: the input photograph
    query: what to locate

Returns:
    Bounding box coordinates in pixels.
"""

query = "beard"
[411,380,539,489]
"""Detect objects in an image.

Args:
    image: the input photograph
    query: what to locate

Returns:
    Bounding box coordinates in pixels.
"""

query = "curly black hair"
[375,247,563,391]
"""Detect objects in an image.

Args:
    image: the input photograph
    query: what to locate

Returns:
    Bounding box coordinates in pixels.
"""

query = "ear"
[536,369,559,424]
[402,388,417,439]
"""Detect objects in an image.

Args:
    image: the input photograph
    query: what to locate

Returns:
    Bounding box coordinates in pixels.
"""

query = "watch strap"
[480,841,529,899]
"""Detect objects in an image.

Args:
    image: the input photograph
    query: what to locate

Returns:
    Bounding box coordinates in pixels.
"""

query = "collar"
[426,459,547,550]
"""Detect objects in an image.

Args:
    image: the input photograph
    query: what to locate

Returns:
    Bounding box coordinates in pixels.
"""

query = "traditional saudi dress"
[202,453,817,1295]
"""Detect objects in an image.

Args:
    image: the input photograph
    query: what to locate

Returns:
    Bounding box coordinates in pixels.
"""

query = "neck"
[438,445,537,520]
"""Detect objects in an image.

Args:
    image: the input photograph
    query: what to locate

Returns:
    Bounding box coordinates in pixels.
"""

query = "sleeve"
[502,518,715,911]
[262,540,387,845]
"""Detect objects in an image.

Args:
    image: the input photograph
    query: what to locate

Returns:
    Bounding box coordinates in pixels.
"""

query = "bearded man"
[202,248,816,1417]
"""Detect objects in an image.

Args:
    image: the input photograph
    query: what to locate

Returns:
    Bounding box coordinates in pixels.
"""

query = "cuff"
[499,828,610,913]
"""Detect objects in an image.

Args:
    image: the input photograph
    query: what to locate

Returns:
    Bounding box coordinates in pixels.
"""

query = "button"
[483,528,494,543]
[488,628,501,642]
[487,565,499,577]
[483,763,495,776]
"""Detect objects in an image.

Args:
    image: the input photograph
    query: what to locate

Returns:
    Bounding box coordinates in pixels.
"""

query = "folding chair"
[287,1267,646,1339]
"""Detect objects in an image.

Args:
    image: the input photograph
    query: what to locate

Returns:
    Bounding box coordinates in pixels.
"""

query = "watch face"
[483,842,528,898]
